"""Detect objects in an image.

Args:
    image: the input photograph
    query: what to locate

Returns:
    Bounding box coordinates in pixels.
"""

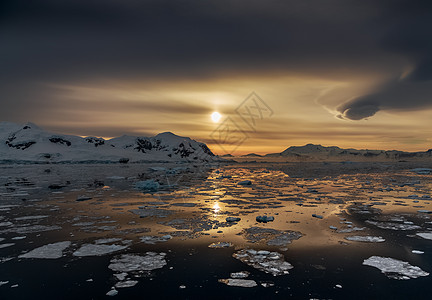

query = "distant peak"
[22,122,41,130]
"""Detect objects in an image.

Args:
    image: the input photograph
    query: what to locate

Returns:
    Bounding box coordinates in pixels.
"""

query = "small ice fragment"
[335,284,342,288]
[114,273,128,281]
[73,244,128,257]
[345,236,385,243]
[0,243,15,249]
[412,250,424,254]
[218,278,257,287]
[208,242,233,248]
[363,256,429,279]
[416,232,432,240]
[329,226,337,230]
[86,279,93,282]
[179,285,186,289]
[312,214,323,219]
[106,289,118,296]
[11,284,18,288]
[19,241,71,259]
[11,236,26,240]
[0,281,9,286]
[115,280,138,288]
[230,271,250,279]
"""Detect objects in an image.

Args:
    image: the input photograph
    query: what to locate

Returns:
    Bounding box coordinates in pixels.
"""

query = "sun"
[211,111,222,123]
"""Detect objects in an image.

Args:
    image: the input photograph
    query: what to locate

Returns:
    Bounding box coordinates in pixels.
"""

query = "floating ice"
[106,289,118,296]
[0,222,13,227]
[108,252,167,272]
[134,180,159,192]
[411,168,432,175]
[312,214,323,219]
[0,243,14,249]
[218,278,257,287]
[19,241,71,259]
[412,250,424,254]
[94,238,123,244]
[14,215,48,221]
[115,280,138,288]
[416,232,432,240]
[208,242,233,248]
[242,227,302,246]
[230,271,250,279]
[365,220,421,231]
[345,236,385,243]
[363,256,429,280]
[0,281,9,286]
[140,235,172,244]
[233,249,293,276]
[73,244,128,257]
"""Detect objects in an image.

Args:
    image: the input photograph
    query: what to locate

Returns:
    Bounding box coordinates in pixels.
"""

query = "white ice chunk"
[19,241,71,259]
[345,236,385,243]
[363,256,429,280]
[73,244,128,257]
[218,278,257,287]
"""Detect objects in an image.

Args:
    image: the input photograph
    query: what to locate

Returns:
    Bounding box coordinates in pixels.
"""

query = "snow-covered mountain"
[266,143,432,161]
[0,122,217,163]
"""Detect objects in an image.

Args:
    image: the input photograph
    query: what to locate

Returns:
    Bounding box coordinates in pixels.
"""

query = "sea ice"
[344,236,385,243]
[115,280,138,288]
[208,242,233,248]
[363,256,429,280]
[14,215,48,221]
[218,278,257,287]
[108,252,167,272]
[73,244,128,257]
[106,289,118,296]
[94,238,123,244]
[233,249,293,276]
[230,271,250,279]
[416,232,432,240]
[19,241,71,259]
[412,250,424,254]
[140,235,172,244]
[0,243,14,249]
[365,220,421,231]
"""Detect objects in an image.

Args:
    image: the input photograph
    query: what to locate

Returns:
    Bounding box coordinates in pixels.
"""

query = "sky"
[1,0,432,155]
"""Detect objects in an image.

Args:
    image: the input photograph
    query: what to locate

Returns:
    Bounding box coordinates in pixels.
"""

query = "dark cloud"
[1,0,432,123]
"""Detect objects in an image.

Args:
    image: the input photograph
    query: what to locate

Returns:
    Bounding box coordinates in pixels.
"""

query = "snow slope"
[0,122,217,163]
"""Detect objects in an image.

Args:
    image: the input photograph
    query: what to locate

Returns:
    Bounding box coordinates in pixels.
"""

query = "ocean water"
[0,162,432,299]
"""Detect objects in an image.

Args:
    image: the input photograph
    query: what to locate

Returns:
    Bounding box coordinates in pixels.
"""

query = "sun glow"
[211,111,222,123]
[213,202,221,214]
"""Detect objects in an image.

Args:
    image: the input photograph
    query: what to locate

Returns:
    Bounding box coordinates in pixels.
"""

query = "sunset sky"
[1,0,432,155]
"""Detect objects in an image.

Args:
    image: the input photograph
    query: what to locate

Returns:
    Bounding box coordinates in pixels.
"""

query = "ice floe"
[233,249,293,276]
[365,220,421,231]
[73,244,128,257]
[208,242,233,248]
[242,227,302,246]
[0,243,14,249]
[363,256,429,280]
[140,235,172,244]
[19,241,71,259]
[416,232,432,240]
[108,252,167,272]
[344,236,385,243]
[218,278,257,287]
[230,271,250,279]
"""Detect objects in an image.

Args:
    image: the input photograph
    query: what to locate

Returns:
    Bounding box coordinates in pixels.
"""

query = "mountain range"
[265,143,432,161]
[0,122,216,163]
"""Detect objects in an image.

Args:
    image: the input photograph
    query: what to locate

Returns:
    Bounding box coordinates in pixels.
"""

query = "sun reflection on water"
[213,202,221,214]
